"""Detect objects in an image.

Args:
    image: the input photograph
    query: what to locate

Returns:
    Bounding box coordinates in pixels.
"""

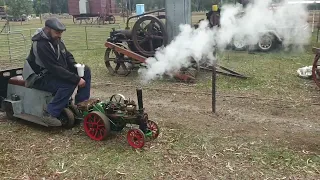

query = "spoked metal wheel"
[104,43,133,76]
[146,120,160,139]
[109,94,127,104]
[131,15,168,57]
[83,111,111,141]
[127,128,145,149]
[312,53,320,89]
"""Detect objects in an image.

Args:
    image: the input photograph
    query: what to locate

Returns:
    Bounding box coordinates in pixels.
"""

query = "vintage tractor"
[104,9,199,82]
[0,68,159,149]
[104,8,247,82]
[78,88,160,149]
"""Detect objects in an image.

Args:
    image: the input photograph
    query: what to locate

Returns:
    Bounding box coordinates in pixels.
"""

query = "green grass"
[214,50,316,97]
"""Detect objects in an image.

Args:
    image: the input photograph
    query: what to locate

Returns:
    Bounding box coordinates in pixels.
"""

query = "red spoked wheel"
[147,120,160,139]
[127,128,145,149]
[83,111,111,141]
[312,53,320,89]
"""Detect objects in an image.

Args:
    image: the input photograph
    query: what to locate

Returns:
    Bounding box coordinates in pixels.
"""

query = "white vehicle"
[231,2,311,52]
[232,23,310,52]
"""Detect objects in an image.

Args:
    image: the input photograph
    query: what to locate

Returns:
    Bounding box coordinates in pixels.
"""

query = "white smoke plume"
[138,0,311,83]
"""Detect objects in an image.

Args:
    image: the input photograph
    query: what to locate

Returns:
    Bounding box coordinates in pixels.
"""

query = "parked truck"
[68,0,118,24]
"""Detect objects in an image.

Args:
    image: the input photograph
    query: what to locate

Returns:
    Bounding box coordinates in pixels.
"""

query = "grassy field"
[0,15,320,179]
[1,15,320,97]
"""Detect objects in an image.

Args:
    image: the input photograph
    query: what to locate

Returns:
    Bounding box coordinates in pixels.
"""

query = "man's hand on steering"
[78,78,86,88]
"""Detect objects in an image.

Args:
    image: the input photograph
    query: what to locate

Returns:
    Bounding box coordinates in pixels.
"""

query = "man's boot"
[42,111,62,126]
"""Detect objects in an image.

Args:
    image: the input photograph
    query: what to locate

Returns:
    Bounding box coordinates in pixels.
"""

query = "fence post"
[20,33,27,58]
[29,29,32,40]
[6,33,11,61]
[85,26,89,50]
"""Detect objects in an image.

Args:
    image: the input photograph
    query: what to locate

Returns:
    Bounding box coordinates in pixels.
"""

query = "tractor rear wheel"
[83,111,111,141]
[104,44,133,76]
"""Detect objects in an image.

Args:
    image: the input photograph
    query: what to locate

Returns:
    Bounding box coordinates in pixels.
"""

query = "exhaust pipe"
[136,88,143,110]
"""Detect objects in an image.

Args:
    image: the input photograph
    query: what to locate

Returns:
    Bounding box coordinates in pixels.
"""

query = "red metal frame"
[104,42,196,82]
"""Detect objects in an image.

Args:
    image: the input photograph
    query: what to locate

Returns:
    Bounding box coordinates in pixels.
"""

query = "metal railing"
[0,25,122,63]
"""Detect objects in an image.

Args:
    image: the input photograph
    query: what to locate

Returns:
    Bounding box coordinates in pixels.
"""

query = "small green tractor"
[77,88,159,149]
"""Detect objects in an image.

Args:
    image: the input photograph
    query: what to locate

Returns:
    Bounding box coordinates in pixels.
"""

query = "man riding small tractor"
[0,18,159,149]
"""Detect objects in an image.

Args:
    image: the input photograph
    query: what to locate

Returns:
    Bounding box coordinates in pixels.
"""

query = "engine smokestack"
[136,88,143,110]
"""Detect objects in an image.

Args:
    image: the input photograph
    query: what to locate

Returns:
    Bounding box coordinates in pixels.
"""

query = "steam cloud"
[138,0,311,83]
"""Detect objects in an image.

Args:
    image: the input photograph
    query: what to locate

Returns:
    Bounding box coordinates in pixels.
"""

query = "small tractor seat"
[8,75,26,87]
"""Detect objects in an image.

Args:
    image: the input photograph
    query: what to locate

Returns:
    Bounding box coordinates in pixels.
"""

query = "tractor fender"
[2,99,23,116]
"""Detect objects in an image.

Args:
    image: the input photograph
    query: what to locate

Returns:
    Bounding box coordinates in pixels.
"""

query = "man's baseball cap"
[45,17,66,31]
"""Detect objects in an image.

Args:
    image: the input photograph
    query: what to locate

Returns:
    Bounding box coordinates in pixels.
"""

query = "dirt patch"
[92,84,320,153]
[0,82,319,179]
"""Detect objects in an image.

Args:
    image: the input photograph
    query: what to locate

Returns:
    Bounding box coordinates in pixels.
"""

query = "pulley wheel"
[104,43,133,76]
[312,53,320,89]
[127,128,145,149]
[131,15,168,57]
[83,111,111,141]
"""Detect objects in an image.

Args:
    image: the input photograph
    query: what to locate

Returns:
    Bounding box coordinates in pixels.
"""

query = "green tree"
[33,0,68,15]
[0,0,5,6]
[6,0,33,17]
[33,0,50,15]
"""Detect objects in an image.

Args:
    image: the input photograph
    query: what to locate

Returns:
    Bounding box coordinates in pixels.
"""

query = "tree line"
[0,0,317,18]
[0,0,239,17]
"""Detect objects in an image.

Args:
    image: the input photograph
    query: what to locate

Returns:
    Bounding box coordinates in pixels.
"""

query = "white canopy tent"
[287,0,320,4]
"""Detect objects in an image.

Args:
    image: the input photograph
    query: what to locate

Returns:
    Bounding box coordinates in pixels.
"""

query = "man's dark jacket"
[24,29,81,87]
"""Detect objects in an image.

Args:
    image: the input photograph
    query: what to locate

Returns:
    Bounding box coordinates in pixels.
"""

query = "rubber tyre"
[60,108,75,129]
[232,36,247,51]
[3,102,17,120]
[258,33,275,52]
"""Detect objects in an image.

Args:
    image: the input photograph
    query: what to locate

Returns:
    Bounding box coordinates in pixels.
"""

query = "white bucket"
[75,64,85,77]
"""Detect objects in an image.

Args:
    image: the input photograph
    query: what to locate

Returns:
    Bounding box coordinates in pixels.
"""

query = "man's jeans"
[33,66,91,117]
